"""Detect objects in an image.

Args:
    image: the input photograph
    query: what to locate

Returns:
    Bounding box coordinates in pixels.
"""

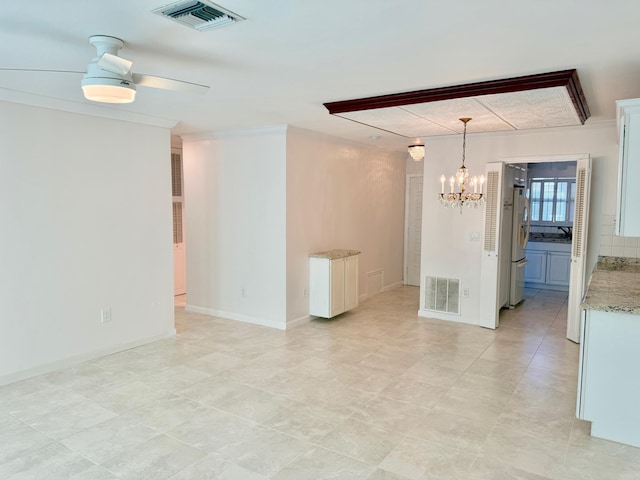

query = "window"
[528,177,575,224]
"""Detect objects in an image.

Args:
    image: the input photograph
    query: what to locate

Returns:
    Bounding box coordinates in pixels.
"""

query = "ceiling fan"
[1,35,210,104]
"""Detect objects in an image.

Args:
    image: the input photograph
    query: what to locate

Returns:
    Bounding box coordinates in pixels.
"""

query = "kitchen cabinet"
[523,250,546,284]
[578,310,640,447]
[309,249,360,318]
[546,251,571,285]
[524,242,571,290]
[615,98,640,236]
[577,257,640,447]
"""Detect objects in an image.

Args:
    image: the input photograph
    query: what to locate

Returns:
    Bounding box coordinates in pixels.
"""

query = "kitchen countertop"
[528,232,572,244]
[581,256,640,314]
[309,249,361,260]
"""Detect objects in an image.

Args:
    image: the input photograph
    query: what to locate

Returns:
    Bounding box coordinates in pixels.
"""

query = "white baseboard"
[383,281,404,292]
[360,280,404,303]
[185,305,287,331]
[418,309,478,326]
[287,315,312,329]
[0,328,177,387]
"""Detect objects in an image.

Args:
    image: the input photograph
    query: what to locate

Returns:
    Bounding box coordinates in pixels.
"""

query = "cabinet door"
[344,255,359,311]
[330,258,346,317]
[524,251,546,283]
[617,107,640,236]
[546,252,571,286]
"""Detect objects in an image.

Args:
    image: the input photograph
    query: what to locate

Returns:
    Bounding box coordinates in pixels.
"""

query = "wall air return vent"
[153,0,244,31]
[425,276,460,315]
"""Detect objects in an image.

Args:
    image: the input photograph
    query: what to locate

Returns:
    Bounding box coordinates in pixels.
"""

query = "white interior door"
[405,175,423,286]
[567,157,592,343]
[172,150,186,296]
[479,162,505,329]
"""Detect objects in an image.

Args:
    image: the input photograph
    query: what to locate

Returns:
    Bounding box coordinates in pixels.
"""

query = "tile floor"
[1,287,640,479]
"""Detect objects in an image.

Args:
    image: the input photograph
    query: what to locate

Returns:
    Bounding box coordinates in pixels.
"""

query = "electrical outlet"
[241,288,246,298]
[101,308,112,323]
[462,288,470,298]
[303,288,309,297]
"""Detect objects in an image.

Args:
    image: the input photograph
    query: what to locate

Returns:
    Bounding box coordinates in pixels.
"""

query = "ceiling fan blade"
[0,68,84,74]
[132,73,209,95]
[97,53,132,75]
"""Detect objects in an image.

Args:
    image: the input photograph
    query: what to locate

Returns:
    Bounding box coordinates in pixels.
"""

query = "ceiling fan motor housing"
[81,35,136,103]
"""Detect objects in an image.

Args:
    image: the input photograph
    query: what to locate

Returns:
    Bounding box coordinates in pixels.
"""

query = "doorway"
[404,175,423,286]
[479,154,591,343]
[172,148,186,297]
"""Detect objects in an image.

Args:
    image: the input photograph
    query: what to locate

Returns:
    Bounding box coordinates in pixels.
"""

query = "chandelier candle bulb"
[440,175,446,194]
[473,177,478,193]
[449,176,455,193]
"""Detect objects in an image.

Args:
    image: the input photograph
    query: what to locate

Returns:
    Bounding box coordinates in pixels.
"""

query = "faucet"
[557,226,572,240]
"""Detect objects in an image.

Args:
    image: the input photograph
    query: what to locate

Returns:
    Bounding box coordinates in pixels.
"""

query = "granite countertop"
[528,232,572,244]
[581,256,640,314]
[309,249,361,260]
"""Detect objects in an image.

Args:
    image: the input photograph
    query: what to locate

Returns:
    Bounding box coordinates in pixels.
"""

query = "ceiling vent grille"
[153,0,244,31]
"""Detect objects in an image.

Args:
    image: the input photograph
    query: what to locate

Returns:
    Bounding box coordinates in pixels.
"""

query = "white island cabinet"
[309,249,360,318]
[616,98,640,236]
[577,257,640,447]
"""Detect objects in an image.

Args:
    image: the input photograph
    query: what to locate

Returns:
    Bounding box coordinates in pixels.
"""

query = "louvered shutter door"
[567,158,591,343]
[479,163,504,329]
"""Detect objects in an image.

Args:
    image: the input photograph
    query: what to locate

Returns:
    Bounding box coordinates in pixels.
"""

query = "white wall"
[0,101,175,384]
[406,155,425,175]
[420,122,619,324]
[286,127,407,324]
[182,128,288,329]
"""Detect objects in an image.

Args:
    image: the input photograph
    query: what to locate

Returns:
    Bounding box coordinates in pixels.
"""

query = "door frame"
[479,153,591,339]
[404,174,423,286]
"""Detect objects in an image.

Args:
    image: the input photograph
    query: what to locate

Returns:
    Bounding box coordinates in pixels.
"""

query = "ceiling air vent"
[153,0,244,31]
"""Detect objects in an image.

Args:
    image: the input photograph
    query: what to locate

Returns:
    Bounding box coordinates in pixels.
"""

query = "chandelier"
[439,117,485,210]
[408,143,425,161]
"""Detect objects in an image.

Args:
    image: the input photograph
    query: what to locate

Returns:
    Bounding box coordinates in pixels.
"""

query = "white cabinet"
[616,99,640,236]
[309,250,360,318]
[577,309,640,447]
[546,251,571,285]
[524,250,546,283]
[524,242,571,289]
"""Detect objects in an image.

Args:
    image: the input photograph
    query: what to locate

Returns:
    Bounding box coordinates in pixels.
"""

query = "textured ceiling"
[336,86,582,138]
[1,1,640,151]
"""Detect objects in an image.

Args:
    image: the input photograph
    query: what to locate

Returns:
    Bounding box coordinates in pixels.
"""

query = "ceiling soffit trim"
[324,69,590,125]
[324,69,590,138]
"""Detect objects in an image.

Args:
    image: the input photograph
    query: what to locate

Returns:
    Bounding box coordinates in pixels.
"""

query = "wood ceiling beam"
[324,69,590,124]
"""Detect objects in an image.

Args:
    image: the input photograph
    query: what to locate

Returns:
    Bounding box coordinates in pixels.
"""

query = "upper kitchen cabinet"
[616,99,640,237]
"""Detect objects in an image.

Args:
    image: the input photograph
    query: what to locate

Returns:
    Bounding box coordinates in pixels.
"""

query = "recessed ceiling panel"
[324,70,590,139]
[402,97,514,133]
[478,86,581,129]
[338,106,453,137]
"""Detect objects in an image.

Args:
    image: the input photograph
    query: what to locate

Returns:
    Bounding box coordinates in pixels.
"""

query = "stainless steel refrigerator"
[509,185,530,307]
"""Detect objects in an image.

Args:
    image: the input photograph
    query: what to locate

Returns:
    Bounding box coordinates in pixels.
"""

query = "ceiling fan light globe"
[81,77,136,103]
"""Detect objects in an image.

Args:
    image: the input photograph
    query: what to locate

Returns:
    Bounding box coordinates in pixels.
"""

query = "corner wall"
[0,101,175,384]
[286,127,407,325]
[182,128,288,329]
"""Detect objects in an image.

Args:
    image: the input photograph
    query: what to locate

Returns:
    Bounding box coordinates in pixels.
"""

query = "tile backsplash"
[599,214,640,258]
